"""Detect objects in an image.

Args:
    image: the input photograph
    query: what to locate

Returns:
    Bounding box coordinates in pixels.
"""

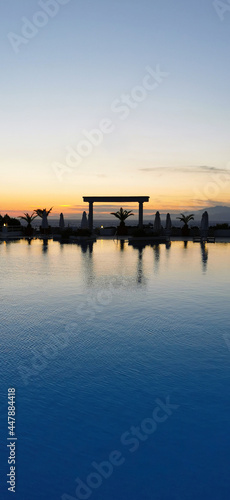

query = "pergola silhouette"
[83,196,150,231]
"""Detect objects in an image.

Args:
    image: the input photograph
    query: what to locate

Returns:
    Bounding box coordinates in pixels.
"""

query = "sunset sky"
[1,0,230,218]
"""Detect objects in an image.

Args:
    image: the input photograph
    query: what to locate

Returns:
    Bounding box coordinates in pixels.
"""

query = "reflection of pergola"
[83,196,150,231]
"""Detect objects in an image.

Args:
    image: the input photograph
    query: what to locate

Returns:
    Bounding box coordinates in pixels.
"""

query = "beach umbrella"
[41,209,49,229]
[200,211,209,238]
[165,213,172,234]
[59,213,65,229]
[81,211,88,229]
[153,211,162,232]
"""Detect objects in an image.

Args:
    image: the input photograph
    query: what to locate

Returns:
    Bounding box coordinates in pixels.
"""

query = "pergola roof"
[83,196,149,203]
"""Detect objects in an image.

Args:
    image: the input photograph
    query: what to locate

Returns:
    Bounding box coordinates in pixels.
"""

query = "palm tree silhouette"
[19,212,37,227]
[176,213,194,236]
[19,212,38,235]
[176,213,194,224]
[111,208,134,227]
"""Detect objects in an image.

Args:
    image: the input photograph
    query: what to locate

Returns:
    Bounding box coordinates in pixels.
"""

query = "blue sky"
[1,0,230,215]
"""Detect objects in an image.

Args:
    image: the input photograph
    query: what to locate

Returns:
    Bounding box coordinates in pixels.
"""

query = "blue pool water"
[0,239,230,500]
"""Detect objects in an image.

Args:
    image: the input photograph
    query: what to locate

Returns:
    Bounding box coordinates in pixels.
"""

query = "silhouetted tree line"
[0,214,21,228]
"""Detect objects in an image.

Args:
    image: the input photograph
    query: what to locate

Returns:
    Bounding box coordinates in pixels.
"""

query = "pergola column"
[138,202,143,228]
[88,202,94,232]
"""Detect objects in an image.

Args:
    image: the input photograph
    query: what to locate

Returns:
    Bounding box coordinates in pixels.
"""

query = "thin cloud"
[192,199,230,207]
[139,166,228,174]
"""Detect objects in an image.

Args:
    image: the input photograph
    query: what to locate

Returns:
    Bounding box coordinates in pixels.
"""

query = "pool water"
[0,239,230,500]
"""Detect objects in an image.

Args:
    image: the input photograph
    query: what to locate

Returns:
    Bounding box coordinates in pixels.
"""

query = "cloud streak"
[139,166,228,174]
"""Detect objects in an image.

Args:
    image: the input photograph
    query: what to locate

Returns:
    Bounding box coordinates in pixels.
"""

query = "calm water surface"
[0,239,230,500]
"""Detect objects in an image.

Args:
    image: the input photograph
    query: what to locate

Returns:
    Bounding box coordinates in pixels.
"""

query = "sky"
[1,0,230,218]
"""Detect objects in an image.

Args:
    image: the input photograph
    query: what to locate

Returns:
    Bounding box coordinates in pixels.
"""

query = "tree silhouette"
[19,212,37,228]
[111,208,134,227]
[176,213,194,236]
[176,213,194,225]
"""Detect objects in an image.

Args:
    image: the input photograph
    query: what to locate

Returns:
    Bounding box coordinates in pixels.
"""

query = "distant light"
[3,224,6,227]
[101,225,104,229]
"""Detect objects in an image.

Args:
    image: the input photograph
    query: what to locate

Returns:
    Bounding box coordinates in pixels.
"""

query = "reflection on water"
[200,242,208,273]
[1,239,230,500]
[0,238,214,281]
[136,248,143,284]
[42,239,49,253]
[3,237,213,280]
[119,239,125,251]
[79,241,94,254]
[80,241,94,287]
[153,244,160,274]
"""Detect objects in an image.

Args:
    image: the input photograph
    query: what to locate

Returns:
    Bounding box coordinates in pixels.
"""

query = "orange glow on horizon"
[2,199,227,219]
[1,182,230,217]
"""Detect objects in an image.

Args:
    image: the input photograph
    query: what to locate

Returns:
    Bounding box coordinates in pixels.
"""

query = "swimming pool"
[1,239,229,499]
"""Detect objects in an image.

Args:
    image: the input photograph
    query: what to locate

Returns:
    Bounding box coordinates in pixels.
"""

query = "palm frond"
[34,207,53,218]
[111,208,134,222]
[110,212,121,219]
[176,213,194,224]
